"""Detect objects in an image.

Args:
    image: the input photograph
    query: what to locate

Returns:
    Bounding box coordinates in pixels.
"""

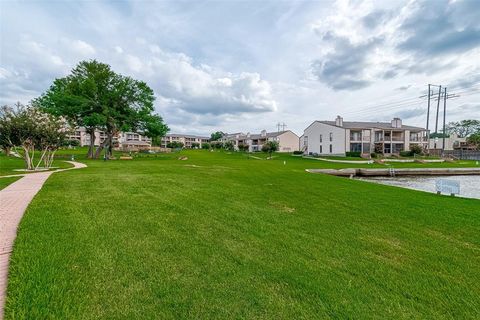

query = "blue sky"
[1,0,479,135]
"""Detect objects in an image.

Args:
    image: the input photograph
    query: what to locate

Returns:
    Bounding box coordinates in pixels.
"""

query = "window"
[320,134,323,142]
[304,136,308,146]
[329,144,332,153]
[350,131,362,141]
[393,144,404,153]
[384,143,391,153]
[329,132,333,142]
[350,143,362,152]
[362,143,371,153]
[320,145,323,153]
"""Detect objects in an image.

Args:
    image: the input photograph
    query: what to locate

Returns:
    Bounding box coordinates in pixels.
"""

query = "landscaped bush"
[238,143,249,152]
[293,150,303,155]
[400,150,413,157]
[211,142,224,149]
[166,141,184,149]
[62,139,80,147]
[346,151,361,157]
[201,143,210,149]
[410,144,423,155]
[224,141,234,151]
[370,153,378,158]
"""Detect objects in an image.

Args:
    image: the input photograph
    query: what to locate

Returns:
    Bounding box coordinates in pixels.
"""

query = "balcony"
[392,132,404,142]
[349,131,362,141]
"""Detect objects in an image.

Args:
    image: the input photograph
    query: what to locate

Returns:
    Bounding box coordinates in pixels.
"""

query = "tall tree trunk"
[107,132,114,158]
[4,146,11,156]
[22,145,33,170]
[87,129,96,159]
[94,135,111,159]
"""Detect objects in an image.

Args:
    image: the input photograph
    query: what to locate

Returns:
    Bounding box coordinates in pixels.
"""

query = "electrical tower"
[276,122,287,132]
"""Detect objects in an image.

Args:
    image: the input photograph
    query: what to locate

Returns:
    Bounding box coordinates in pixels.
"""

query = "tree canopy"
[0,103,67,170]
[262,140,279,158]
[210,131,224,141]
[446,120,480,138]
[35,60,168,158]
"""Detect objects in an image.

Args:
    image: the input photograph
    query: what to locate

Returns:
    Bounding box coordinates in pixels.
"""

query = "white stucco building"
[302,116,428,156]
[160,134,210,148]
[67,127,152,150]
[222,130,300,152]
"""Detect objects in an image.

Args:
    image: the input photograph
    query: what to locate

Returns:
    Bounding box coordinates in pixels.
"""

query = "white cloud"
[114,46,123,54]
[70,39,96,56]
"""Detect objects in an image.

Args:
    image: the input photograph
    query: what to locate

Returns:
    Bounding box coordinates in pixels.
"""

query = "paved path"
[0,161,86,319]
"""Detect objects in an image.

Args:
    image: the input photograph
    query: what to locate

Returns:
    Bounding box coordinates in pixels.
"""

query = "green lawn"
[0,176,21,190]
[0,153,73,176]
[4,150,480,319]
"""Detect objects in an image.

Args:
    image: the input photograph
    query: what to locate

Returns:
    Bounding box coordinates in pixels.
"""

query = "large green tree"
[210,131,224,141]
[36,60,168,159]
[467,132,480,150]
[446,120,480,138]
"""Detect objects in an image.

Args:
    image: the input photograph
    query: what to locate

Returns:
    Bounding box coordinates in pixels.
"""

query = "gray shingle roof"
[318,121,426,131]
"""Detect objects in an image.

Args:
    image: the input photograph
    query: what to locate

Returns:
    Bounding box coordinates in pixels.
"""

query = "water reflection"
[357,175,480,199]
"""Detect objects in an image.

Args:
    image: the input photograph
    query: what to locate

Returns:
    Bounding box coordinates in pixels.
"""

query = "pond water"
[357,175,480,199]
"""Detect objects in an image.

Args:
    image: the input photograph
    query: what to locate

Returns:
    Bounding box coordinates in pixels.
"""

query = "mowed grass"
[5,150,480,319]
[0,153,73,176]
[0,176,21,190]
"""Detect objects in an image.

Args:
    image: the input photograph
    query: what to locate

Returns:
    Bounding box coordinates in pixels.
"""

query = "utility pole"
[434,85,442,134]
[276,122,287,132]
[442,87,447,153]
[426,84,431,152]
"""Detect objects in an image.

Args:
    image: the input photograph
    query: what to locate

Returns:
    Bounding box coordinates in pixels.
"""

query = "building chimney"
[261,130,267,137]
[335,115,343,127]
[391,117,402,128]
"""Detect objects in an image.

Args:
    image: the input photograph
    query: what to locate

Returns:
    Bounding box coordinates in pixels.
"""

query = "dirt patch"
[270,201,296,213]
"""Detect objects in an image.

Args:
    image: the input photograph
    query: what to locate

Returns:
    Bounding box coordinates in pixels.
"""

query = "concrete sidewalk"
[0,161,86,319]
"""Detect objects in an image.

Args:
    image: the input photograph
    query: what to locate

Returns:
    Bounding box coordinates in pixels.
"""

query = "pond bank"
[306,167,480,177]
[357,175,480,199]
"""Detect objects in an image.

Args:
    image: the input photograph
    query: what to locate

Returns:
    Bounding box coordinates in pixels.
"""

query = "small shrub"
[224,141,234,151]
[293,150,303,155]
[238,143,249,152]
[370,153,378,158]
[346,151,361,157]
[410,144,423,155]
[201,142,210,149]
[400,150,413,157]
[166,141,184,149]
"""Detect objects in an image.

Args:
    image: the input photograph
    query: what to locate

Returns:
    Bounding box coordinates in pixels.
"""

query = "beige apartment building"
[160,134,210,148]
[222,130,300,152]
[67,127,151,150]
[303,116,428,156]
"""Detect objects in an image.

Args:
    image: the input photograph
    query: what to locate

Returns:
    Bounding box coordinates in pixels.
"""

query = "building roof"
[318,121,426,131]
[164,133,210,139]
[122,140,151,145]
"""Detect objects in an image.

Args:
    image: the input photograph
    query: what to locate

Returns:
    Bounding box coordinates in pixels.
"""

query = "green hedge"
[346,151,361,157]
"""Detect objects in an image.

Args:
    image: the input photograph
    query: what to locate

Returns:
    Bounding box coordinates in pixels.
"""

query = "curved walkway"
[0,161,87,319]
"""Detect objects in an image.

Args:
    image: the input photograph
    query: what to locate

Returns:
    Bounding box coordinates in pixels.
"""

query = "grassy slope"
[0,176,21,190]
[0,153,73,176]
[5,151,480,319]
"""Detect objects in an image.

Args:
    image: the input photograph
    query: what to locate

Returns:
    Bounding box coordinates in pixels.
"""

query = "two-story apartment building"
[303,116,428,156]
[160,134,210,148]
[67,127,151,150]
[222,130,300,152]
